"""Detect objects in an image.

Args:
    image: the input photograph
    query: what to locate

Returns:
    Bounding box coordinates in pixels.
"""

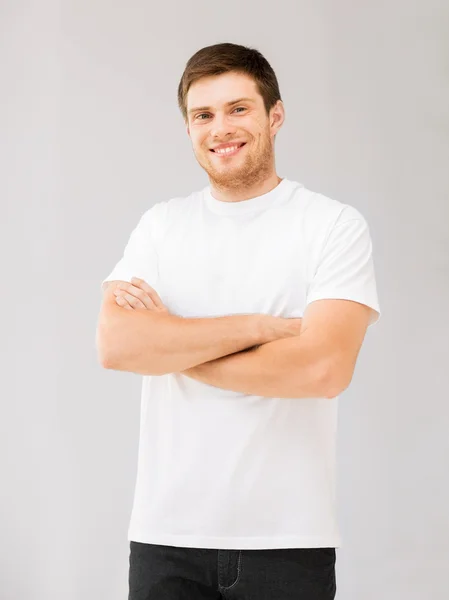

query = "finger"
[118,292,147,309]
[113,284,154,309]
[115,295,133,310]
[131,277,165,309]
[115,282,157,310]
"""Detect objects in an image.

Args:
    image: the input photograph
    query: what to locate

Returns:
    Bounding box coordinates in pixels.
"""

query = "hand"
[113,277,169,314]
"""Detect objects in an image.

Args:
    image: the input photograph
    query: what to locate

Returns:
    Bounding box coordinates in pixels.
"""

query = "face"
[185,72,284,192]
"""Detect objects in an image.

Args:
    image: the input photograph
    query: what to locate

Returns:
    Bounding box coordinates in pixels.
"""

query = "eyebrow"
[187,97,254,116]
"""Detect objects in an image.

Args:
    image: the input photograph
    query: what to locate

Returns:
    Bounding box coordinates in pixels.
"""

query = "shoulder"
[284,182,370,261]
[293,184,368,240]
[135,190,191,235]
[296,184,365,224]
[142,187,203,223]
[133,187,203,245]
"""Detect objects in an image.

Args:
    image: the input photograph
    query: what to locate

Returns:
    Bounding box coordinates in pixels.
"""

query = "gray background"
[2,1,448,598]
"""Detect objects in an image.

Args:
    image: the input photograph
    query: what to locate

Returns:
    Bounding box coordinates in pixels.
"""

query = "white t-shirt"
[102,178,381,550]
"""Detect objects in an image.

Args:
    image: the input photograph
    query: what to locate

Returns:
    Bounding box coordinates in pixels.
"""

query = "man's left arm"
[182,298,375,399]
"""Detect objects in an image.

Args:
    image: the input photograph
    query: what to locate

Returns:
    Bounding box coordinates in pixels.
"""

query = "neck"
[209,173,283,203]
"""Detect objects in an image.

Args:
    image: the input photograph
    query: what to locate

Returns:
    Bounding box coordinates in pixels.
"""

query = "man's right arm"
[96,281,277,376]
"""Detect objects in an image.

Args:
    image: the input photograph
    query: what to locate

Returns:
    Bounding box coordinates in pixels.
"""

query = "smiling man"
[187,76,280,199]
[97,42,381,600]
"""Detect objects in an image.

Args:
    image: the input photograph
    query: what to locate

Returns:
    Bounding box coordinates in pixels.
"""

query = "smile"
[210,143,246,157]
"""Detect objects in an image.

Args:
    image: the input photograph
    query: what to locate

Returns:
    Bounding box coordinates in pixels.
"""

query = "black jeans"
[129,541,336,599]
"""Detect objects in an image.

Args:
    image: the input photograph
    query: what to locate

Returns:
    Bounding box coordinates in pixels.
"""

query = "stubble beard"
[198,131,275,195]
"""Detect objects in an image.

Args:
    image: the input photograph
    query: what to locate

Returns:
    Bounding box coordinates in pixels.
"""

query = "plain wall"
[2,0,448,598]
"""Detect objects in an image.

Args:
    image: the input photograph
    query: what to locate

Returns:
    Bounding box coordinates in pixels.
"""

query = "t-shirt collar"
[204,178,295,216]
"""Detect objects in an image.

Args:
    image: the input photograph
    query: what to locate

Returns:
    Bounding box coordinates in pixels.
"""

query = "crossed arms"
[96,279,374,399]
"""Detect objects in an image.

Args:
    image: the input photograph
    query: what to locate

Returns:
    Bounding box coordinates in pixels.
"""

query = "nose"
[210,112,237,140]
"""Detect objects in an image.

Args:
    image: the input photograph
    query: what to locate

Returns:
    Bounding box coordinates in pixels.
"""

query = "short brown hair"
[177,42,282,122]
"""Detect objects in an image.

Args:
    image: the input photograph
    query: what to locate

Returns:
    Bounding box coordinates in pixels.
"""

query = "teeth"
[215,145,241,154]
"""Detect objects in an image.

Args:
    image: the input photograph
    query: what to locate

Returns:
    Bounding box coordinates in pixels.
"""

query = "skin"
[111,71,306,388]
[113,278,168,312]
[185,71,285,203]
[109,72,373,396]
[115,70,288,311]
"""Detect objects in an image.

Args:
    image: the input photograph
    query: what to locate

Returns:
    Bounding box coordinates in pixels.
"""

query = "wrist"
[255,314,276,344]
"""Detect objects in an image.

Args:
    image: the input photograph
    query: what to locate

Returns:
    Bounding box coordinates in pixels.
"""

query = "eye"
[194,107,247,121]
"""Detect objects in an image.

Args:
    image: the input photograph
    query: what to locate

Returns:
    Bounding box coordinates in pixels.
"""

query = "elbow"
[95,324,163,375]
[95,310,138,372]
[96,303,123,369]
[96,330,130,372]
[96,325,116,370]
[99,350,116,371]
[324,382,345,399]
[323,363,352,399]
[96,317,125,370]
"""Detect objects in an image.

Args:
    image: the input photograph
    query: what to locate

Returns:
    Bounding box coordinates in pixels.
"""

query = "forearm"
[182,335,330,399]
[101,306,268,375]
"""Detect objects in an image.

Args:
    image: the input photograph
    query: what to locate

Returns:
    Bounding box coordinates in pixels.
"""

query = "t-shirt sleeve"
[306,211,381,327]
[101,206,160,292]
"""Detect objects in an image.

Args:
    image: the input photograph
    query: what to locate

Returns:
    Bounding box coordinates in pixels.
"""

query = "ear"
[270,100,285,135]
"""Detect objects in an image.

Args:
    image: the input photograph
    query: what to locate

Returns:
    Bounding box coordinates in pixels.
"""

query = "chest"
[157,209,310,319]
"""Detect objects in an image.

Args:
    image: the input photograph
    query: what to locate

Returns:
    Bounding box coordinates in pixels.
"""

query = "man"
[96,42,381,599]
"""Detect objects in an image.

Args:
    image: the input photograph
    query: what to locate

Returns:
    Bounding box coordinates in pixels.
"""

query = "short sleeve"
[101,206,160,292]
[306,214,381,327]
